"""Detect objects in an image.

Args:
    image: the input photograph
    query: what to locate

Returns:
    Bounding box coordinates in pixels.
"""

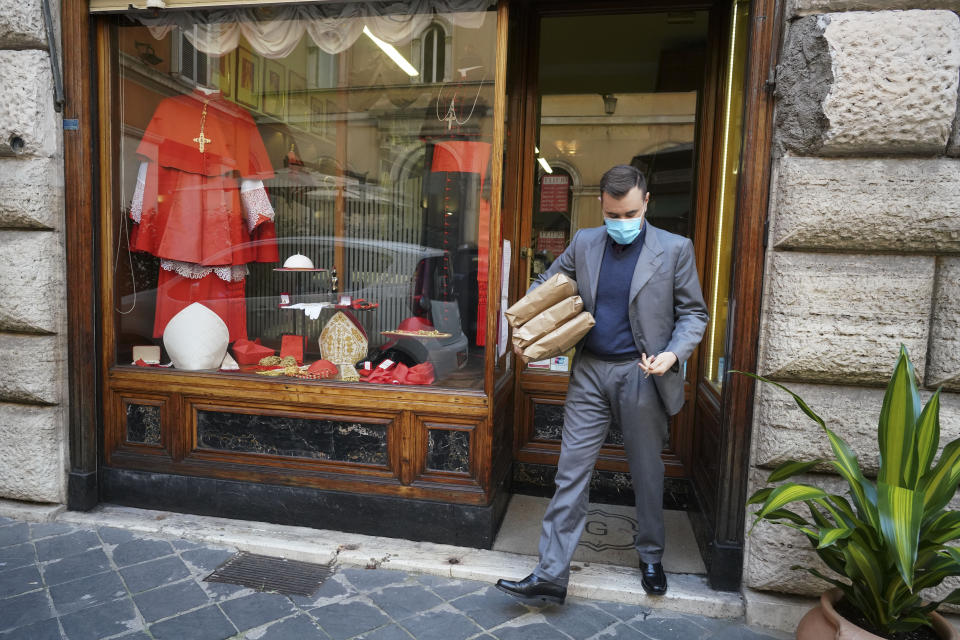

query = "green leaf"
[755,484,828,520]
[767,460,825,483]
[877,481,924,591]
[732,371,826,429]
[920,439,960,515]
[923,510,960,544]
[914,389,942,480]
[762,508,809,527]
[843,539,886,625]
[878,345,921,488]
[747,487,773,506]
[818,526,853,548]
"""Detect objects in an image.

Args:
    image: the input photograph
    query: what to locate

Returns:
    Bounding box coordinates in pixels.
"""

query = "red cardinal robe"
[129,88,279,341]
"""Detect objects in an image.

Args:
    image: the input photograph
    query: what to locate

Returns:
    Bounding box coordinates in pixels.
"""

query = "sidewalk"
[0,505,790,640]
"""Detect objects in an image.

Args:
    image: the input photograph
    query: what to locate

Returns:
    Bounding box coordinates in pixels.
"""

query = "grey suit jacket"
[530,223,708,416]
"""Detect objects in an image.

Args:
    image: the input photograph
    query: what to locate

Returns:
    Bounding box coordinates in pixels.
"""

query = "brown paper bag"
[522,311,595,362]
[505,273,577,328]
[513,295,584,348]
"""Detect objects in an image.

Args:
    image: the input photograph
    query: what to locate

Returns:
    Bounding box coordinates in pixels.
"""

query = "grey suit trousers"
[534,352,668,586]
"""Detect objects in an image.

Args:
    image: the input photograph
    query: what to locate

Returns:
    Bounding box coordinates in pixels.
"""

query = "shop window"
[109,2,497,391]
[196,411,389,465]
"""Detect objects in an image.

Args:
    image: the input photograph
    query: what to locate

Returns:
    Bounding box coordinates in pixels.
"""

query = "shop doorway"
[498,0,751,583]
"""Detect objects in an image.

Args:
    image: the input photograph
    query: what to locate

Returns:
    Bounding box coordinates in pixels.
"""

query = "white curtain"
[138,1,489,59]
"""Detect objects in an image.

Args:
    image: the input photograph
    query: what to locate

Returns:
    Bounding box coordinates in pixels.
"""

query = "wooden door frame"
[501,0,781,591]
[507,0,722,478]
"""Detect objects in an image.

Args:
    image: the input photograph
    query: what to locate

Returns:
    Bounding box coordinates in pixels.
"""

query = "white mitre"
[163,303,229,370]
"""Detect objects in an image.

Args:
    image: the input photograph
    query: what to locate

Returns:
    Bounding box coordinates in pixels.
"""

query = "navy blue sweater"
[582,225,646,360]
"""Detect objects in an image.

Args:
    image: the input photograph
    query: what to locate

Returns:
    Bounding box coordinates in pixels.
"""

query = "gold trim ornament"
[319,311,368,381]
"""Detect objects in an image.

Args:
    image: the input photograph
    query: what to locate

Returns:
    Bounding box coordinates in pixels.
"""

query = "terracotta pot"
[796,589,959,640]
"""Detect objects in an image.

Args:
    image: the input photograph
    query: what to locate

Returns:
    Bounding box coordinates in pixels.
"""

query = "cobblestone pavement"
[0,515,789,640]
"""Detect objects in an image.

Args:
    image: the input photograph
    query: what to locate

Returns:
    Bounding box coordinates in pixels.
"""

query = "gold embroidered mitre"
[319,312,368,378]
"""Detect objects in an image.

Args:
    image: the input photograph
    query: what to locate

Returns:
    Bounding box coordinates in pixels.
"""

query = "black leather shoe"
[640,562,667,595]
[495,573,566,605]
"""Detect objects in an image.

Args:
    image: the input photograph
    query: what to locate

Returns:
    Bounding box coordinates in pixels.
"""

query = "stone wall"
[745,5,960,596]
[0,0,67,503]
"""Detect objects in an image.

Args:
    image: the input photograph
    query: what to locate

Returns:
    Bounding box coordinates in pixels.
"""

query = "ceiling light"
[537,157,553,174]
[363,26,418,77]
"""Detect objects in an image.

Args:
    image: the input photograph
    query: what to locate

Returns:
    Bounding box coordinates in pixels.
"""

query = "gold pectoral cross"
[193,103,211,153]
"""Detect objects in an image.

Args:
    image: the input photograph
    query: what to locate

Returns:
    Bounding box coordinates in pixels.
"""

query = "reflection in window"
[421,23,447,84]
[111,3,497,390]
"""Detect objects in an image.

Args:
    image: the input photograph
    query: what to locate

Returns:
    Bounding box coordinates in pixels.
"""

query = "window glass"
[111,3,496,390]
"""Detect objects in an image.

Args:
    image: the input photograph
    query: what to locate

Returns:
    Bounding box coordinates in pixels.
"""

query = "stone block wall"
[745,4,960,597]
[0,1,66,503]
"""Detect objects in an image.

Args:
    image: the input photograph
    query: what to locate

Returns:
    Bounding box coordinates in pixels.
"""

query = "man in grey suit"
[496,164,708,604]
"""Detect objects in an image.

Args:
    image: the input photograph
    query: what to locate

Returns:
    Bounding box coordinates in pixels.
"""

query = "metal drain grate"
[204,552,336,597]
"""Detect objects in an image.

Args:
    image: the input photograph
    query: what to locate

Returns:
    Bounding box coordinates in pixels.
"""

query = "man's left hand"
[639,352,677,377]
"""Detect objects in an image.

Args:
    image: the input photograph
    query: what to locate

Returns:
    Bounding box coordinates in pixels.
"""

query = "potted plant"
[742,346,960,639]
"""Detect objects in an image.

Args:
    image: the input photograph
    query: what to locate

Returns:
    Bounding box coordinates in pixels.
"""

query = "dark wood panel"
[63,0,99,510]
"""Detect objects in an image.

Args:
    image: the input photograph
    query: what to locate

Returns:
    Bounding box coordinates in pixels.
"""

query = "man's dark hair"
[599,164,647,198]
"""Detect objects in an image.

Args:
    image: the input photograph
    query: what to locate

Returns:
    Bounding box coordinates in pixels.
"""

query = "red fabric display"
[304,359,338,379]
[360,360,435,386]
[130,88,278,340]
[231,338,275,365]
[280,335,305,365]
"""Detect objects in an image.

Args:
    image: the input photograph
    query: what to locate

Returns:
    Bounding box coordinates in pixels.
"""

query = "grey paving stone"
[449,586,531,630]
[171,539,204,551]
[592,600,652,623]
[311,599,391,640]
[33,531,100,563]
[0,590,54,634]
[341,568,409,592]
[120,555,191,594]
[59,597,141,640]
[355,623,415,640]
[28,524,75,540]
[0,543,36,573]
[110,538,174,567]
[148,604,236,640]
[416,575,485,601]
[49,570,127,616]
[0,517,13,526]
[490,621,574,640]
[180,547,235,574]
[367,584,444,621]
[399,609,484,640]
[132,579,211,622]
[539,601,619,639]
[0,564,43,598]
[254,614,330,640]
[629,615,711,640]
[219,591,296,631]
[705,623,786,640]
[97,527,137,545]
[0,524,28,548]
[289,574,355,607]
[197,578,251,601]
[0,616,63,640]
[593,623,648,639]
[41,548,111,586]
[113,634,152,640]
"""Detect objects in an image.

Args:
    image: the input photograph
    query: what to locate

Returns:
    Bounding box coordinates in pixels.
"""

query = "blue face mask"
[604,217,644,245]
